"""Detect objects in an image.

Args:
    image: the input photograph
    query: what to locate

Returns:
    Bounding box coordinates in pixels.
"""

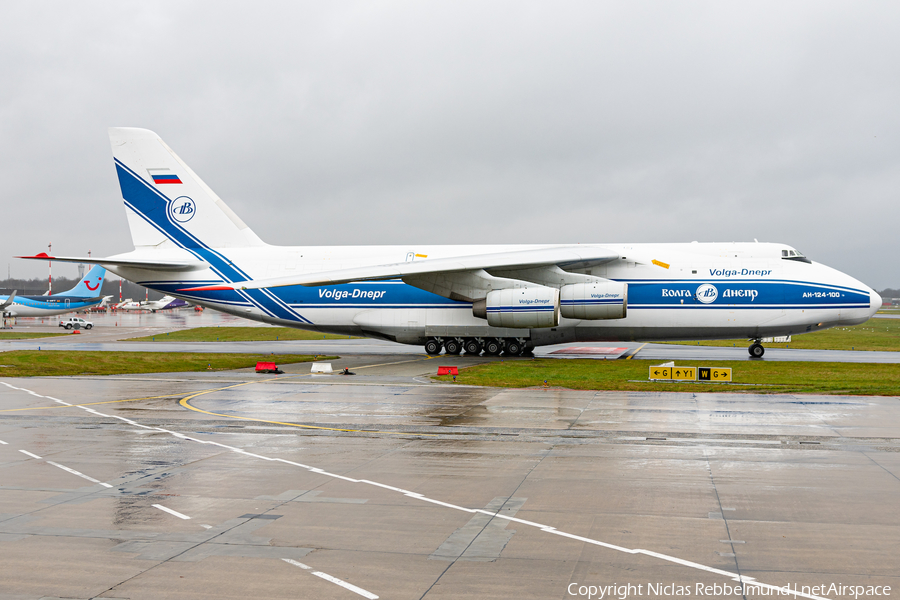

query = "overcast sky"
[1,2,898,288]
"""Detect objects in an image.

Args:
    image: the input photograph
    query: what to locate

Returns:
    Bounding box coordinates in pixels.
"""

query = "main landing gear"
[424,337,531,357]
[748,341,765,358]
[424,339,442,355]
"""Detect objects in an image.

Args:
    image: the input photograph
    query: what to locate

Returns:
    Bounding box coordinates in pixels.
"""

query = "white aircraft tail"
[109,128,265,251]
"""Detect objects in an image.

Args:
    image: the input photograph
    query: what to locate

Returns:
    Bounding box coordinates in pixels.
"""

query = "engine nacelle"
[560,282,627,320]
[473,287,560,328]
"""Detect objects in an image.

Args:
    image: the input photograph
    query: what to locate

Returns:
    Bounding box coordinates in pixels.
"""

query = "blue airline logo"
[696,283,718,304]
[171,196,196,223]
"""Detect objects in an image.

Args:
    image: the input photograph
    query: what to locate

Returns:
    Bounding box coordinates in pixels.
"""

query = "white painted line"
[100,482,114,488]
[18,449,41,459]
[0,439,7,444]
[46,460,102,484]
[200,524,212,529]
[282,559,378,599]
[152,504,191,520]
[7,380,832,600]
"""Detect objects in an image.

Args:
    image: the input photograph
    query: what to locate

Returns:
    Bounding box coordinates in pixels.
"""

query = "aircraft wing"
[185,246,618,291]
[18,253,208,272]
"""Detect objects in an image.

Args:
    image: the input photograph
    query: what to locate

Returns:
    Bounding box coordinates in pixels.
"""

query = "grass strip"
[0,351,334,377]
[661,318,900,352]
[435,359,900,396]
[0,332,69,340]
[124,326,359,342]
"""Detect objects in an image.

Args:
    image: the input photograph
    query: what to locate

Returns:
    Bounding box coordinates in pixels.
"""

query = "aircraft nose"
[870,288,883,316]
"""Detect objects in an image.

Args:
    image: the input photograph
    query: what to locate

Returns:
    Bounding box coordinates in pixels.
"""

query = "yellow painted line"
[626,343,647,360]
[178,379,436,436]
[3,356,439,436]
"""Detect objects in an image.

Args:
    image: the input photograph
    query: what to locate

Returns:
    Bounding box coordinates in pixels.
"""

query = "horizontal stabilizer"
[18,253,208,272]
[183,246,618,291]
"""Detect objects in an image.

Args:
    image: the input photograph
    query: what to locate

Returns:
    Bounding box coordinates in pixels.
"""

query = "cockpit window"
[782,248,811,263]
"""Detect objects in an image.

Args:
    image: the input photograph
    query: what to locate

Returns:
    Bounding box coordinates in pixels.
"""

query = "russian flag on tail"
[147,168,182,184]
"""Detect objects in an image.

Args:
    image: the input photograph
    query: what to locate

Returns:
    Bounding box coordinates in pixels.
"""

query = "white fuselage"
[105,241,881,346]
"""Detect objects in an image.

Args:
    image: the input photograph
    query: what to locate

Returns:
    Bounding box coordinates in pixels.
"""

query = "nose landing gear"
[748,341,765,358]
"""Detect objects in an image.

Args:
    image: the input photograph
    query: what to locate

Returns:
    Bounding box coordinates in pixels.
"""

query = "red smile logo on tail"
[85,279,100,291]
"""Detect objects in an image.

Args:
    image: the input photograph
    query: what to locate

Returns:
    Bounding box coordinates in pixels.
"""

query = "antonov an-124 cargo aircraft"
[21,128,881,357]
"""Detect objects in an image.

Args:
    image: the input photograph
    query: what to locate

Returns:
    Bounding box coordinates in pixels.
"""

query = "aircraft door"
[65,298,70,309]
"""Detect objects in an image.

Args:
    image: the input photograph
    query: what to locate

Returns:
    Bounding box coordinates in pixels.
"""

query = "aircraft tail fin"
[109,128,265,251]
[62,265,106,297]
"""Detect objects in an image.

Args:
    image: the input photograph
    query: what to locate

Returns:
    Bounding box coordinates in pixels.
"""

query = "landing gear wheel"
[444,339,462,355]
[464,339,483,355]
[749,343,765,358]
[424,339,442,355]
[484,339,502,356]
[505,341,522,356]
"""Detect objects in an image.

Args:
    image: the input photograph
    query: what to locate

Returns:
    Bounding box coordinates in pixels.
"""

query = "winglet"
[1,291,17,311]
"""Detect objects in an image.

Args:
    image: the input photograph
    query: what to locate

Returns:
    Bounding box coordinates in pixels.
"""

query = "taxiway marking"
[177,372,439,436]
[626,342,647,359]
[0,378,833,600]
[0,392,188,412]
[152,504,191,520]
[18,449,41,459]
[0,439,7,444]
[46,460,113,487]
[282,559,378,599]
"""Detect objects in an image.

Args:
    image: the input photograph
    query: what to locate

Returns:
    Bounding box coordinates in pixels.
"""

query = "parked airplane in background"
[118,295,189,312]
[115,298,139,311]
[0,265,107,318]
[21,128,882,357]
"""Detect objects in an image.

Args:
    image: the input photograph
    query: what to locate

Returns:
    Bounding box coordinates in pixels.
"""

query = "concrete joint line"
[3,380,835,600]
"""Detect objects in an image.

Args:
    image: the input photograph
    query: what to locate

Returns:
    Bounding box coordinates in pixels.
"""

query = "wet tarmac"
[3,311,899,363]
[1,354,898,599]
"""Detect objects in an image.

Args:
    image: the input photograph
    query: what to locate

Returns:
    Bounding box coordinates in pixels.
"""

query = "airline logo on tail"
[148,168,182,185]
[170,196,196,223]
[84,279,100,291]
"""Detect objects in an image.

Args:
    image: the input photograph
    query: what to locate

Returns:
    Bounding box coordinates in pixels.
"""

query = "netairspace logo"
[567,582,892,600]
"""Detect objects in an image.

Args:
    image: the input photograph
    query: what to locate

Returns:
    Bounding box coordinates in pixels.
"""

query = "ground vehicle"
[59,316,93,330]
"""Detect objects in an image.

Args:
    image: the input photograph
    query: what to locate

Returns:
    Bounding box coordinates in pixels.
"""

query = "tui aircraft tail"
[109,128,265,251]
[62,265,106,297]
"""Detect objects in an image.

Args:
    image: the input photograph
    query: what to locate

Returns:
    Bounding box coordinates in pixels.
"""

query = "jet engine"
[560,282,627,320]
[472,287,560,328]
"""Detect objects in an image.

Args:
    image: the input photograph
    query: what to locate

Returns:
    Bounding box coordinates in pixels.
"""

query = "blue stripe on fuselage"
[625,280,870,308]
[138,278,869,324]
